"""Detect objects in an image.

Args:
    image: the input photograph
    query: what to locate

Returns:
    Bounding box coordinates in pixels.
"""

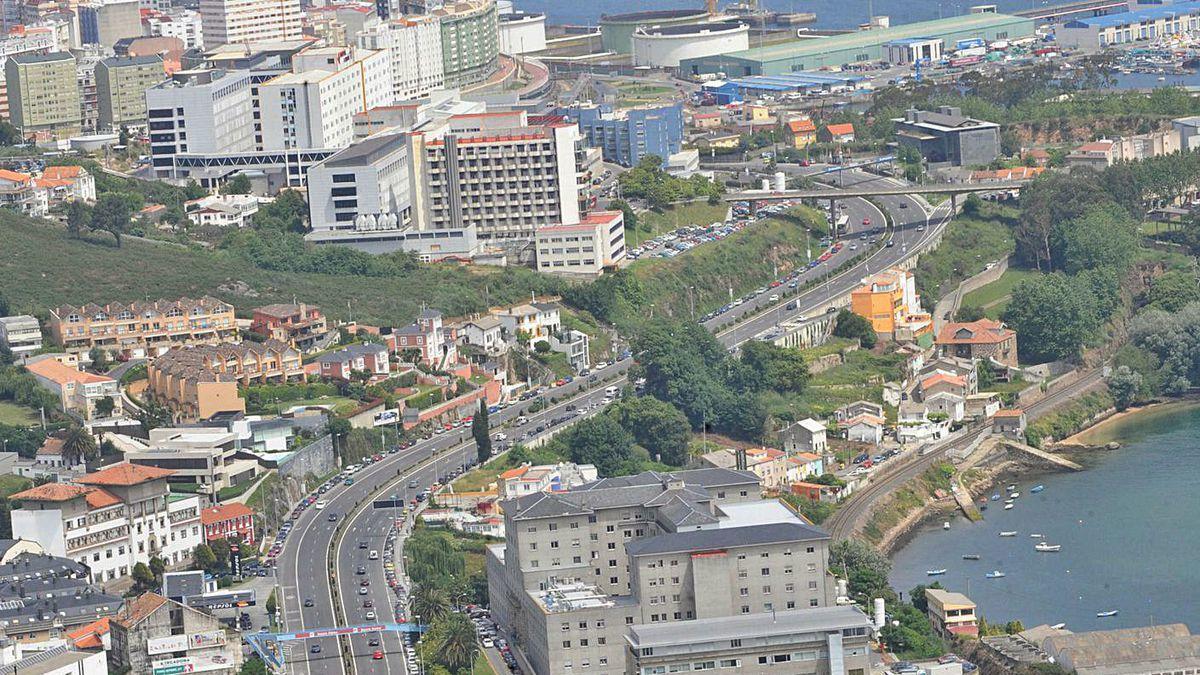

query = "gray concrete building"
[893,106,1000,167]
[487,468,866,675]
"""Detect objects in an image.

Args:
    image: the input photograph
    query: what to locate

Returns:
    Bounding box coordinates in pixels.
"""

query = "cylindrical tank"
[761,178,771,191]
[874,598,886,629]
[774,171,786,191]
[837,579,848,597]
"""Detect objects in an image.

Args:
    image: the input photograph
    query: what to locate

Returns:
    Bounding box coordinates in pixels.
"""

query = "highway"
[274,168,956,675]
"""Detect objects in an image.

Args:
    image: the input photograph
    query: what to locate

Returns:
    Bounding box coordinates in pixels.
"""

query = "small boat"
[962,554,981,560]
[991,494,1000,501]
[1097,610,1119,618]
[1035,543,1061,552]
[1051,622,1067,630]
[927,568,948,576]
[999,531,1017,537]
[1030,533,1044,539]
[1006,484,1016,492]
[943,522,951,530]
[1031,485,1045,493]
[986,570,1006,579]
[1004,499,1014,505]
[1010,492,1021,499]
[1004,503,1014,510]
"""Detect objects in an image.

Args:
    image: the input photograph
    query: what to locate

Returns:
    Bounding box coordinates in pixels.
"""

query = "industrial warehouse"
[680,12,1037,75]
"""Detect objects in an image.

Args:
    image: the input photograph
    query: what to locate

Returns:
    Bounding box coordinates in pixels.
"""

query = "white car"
[494,432,507,441]
[482,638,494,648]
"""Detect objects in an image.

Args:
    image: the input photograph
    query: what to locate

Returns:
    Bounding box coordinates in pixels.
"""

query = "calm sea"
[889,403,1200,632]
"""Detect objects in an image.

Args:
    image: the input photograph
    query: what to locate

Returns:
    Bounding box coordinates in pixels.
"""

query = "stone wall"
[278,434,337,482]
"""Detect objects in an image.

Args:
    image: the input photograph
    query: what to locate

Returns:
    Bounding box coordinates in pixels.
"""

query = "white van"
[315,500,328,510]
[605,386,619,397]
[516,415,528,426]
[369,550,379,561]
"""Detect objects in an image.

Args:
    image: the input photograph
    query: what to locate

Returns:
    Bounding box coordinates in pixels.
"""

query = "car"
[364,599,374,608]
[482,638,495,648]
[373,650,384,660]
[358,541,368,550]
[327,513,338,522]
[303,598,314,607]
[899,201,908,208]
[357,566,367,575]
[358,586,369,595]
[366,610,377,620]
[310,644,322,654]
[369,637,380,646]
[862,217,871,226]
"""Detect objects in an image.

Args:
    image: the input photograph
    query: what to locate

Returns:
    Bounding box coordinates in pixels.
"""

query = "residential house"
[0,314,42,357]
[34,434,84,472]
[389,309,456,368]
[109,592,241,675]
[1066,139,1116,170]
[919,371,969,401]
[454,316,507,354]
[780,418,827,455]
[926,391,965,423]
[249,303,329,352]
[10,463,203,583]
[200,502,255,545]
[47,296,237,359]
[849,267,933,342]
[0,168,47,216]
[839,413,885,444]
[24,356,122,420]
[498,462,599,499]
[497,302,561,341]
[970,166,1045,182]
[316,342,390,382]
[790,480,850,504]
[0,540,122,644]
[185,194,260,228]
[548,329,590,373]
[700,447,791,488]
[786,117,816,148]
[925,588,978,638]
[787,452,825,481]
[993,409,1026,439]
[896,402,949,443]
[690,111,722,129]
[697,131,741,149]
[146,340,304,422]
[898,342,928,379]
[37,165,96,202]
[965,392,1002,420]
[818,122,855,143]
[834,400,884,423]
[1023,148,1051,166]
[66,616,113,651]
[920,355,979,395]
[936,319,1018,368]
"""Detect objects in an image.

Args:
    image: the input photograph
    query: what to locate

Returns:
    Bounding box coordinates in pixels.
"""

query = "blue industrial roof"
[1064,0,1200,28]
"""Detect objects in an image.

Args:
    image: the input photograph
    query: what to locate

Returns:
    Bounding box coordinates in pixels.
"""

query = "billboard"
[373,408,400,427]
[148,631,228,655]
[150,654,233,675]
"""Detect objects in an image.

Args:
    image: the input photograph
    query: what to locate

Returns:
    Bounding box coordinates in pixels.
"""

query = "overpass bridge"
[725,180,1030,211]
[1014,0,1127,21]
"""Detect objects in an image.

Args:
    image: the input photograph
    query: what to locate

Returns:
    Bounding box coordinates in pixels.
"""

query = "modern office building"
[563,102,683,167]
[199,0,302,46]
[487,468,867,675]
[95,55,164,131]
[114,427,259,496]
[5,52,80,139]
[0,314,42,357]
[258,46,391,151]
[893,106,1000,167]
[47,296,238,358]
[10,463,203,583]
[145,69,256,178]
[357,15,445,101]
[432,0,499,88]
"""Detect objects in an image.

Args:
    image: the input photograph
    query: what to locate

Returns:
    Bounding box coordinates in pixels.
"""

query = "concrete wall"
[933,255,1009,333]
[277,434,337,481]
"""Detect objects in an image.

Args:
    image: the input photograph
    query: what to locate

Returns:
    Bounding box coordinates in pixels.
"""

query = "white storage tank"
[873,598,886,629]
[631,20,750,68]
[774,171,786,191]
[498,12,547,54]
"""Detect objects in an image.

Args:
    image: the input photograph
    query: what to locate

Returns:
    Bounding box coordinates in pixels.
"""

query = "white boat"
[943,522,950,530]
[926,569,948,576]
[1010,492,1020,499]
[1030,533,1044,538]
[986,570,1006,579]
[1031,485,1045,493]
[1004,503,1014,510]
[1035,543,1061,552]
[999,531,1017,537]
[1097,610,1119,618]
[1006,484,1016,492]
[1051,623,1066,629]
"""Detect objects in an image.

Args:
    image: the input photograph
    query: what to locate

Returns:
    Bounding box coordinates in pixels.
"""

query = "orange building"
[786,117,816,149]
[849,267,932,342]
[147,339,304,422]
[48,296,237,359]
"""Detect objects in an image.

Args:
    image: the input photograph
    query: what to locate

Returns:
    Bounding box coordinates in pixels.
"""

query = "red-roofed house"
[936,319,1019,367]
[1066,139,1116,170]
[24,356,122,420]
[691,111,723,129]
[786,117,817,148]
[0,167,47,216]
[39,165,96,201]
[66,617,111,650]
[201,502,255,544]
[919,372,968,400]
[819,123,855,144]
[993,408,1026,438]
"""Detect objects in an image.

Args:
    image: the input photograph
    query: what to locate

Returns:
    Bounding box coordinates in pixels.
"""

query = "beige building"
[96,55,164,131]
[534,211,626,276]
[5,52,81,140]
[110,592,242,675]
[199,0,302,46]
[925,588,978,638]
[24,356,122,420]
[146,339,304,422]
[48,296,237,359]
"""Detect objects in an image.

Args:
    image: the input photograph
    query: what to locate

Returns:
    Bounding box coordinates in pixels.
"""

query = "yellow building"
[744,103,771,123]
[787,117,816,149]
[849,267,933,342]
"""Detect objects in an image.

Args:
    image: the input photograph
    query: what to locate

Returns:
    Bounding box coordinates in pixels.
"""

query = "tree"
[60,427,97,467]
[239,658,269,675]
[1107,365,1143,411]
[411,583,450,625]
[88,347,109,371]
[90,192,138,247]
[472,400,491,465]
[1003,273,1099,363]
[909,582,943,613]
[137,398,172,431]
[739,341,810,393]
[962,193,983,216]
[563,416,635,476]
[533,340,551,354]
[210,538,232,569]
[610,199,637,232]
[976,359,996,390]
[149,556,166,581]
[956,304,985,322]
[832,309,877,349]
[65,201,91,239]
[419,613,478,672]
[192,544,217,572]
[223,174,253,195]
[328,417,352,461]
[1148,271,1200,312]
[829,540,894,603]
[0,120,22,146]
[0,291,7,316]
[1051,206,1137,275]
[265,589,278,619]
[131,562,156,593]
[94,396,115,418]
[606,396,691,466]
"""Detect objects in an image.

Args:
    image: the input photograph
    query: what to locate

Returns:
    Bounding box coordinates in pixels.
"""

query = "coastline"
[1059,398,1200,446]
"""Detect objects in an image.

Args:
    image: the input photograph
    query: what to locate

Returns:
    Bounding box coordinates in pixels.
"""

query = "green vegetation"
[832,309,876,349]
[245,472,281,512]
[0,401,38,425]
[961,267,1043,318]
[613,82,675,107]
[617,155,723,210]
[861,463,955,545]
[914,203,1018,302]
[1025,390,1114,448]
[626,201,729,248]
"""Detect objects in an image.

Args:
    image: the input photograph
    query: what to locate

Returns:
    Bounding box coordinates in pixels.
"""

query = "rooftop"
[1065,1,1200,28]
[925,587,975,608]
[200,502,253,525]
[76,463,175,487]
[24,359,114,387]
[625,521,828,556]
[1042,624,1200,675]
[937,318,1016,346]
[626,605,871,648]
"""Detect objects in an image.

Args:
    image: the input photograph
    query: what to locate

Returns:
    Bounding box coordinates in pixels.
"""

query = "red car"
[862,217,871,226]
[372,650,384,660]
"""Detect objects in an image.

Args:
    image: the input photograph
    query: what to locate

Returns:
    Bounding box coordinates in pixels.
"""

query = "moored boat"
[1031,485,1045,493]
[1097,610,1119,618]
[962,554,981,560]
[1035,543,1061,552]
[1030,533,1043,538]
[1004,503,1014,510]
[999,531,1017,537]
[927,568,948,576]
[1010,492,1020,499]
[986,570,1006,579]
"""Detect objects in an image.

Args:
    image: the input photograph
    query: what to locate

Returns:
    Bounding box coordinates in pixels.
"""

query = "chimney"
[735,449,748,471]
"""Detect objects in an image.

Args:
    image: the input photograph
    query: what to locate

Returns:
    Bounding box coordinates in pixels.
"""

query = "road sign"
[372,499,404,509]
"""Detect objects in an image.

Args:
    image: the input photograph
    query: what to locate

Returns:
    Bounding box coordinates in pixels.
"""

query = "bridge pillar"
[950,193,957,213]
[829,198,837,237]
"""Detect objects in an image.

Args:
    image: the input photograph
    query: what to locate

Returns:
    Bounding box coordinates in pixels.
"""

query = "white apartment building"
[145,69,255,178]
[258,46,391,151]
[11,463,203,584]
[199,0,301,46]
[143,9,205,50]
[0,314,42,357]
[356,15,445,102]
[306,129,415,236]
[0,24,60,70]
[534,210,625,275]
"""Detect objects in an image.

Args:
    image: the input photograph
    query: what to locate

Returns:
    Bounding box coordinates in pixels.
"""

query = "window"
[739,587,748,597]
[598,637,606,645]
[772,654,791,664]
[719,659,740,668]
[562,641,571,648]
[740,605,750,614]
[729,639,741,648]
[761,568,770,576]
[561,622,570,631]
[762,585,771,594]
[810,598,820,607]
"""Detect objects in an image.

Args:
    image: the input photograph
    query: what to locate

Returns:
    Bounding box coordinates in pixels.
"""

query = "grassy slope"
[0,211,558,325]
[914,203,1018,303]
[628,202,729,248]
[0,401,39,425]
[0,474,31,498]
[961,267,1042,318]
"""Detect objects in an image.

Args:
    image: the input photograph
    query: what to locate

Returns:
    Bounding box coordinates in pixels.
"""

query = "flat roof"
[625,521,828,557]
[627,606,871,648]
[1065,0,1200,28]
[601,8,708,23]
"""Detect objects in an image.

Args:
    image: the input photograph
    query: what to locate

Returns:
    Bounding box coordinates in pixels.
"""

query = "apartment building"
[5,51,80,139]
[0,315,42,357]
[143,9,205,49]
[249,303,328,350]
[145,69,255,179]
[10,463,203,584]
[24,356,122,420]
[433,0,499,88]
[487,468,866,675]
[199,0,302,46]
[0,540,122,644]
[109,591,242,675]
[357,15,445,101]
[115,427,259,495]
[39,165,96,202]
[0,168,47,216]
[564,102,684,168]
[849,267,933,342]
[47,296,237,359]
[95,55,164,131]
[534,210,626,276]
[200,502,255,545]
[257,46,391,151]
[146,339,304,422]
[316,342,390,382]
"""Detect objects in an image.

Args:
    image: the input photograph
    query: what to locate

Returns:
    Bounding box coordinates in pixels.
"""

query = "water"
[889,403,1200,633]
[513,0,1046,29]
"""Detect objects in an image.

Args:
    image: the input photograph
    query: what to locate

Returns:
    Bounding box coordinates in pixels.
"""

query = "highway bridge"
[725,180,1030,213]
[1014,0,1127,21]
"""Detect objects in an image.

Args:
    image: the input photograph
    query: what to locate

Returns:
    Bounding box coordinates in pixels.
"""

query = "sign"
[231,544,241,578]
[148,635,189,655]
[189,631,227,649]
[151,655,232,675]
[373,409,400,427]
[372,499,404,509]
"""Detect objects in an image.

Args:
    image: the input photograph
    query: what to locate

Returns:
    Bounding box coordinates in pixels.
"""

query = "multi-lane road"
[273,168,955,675]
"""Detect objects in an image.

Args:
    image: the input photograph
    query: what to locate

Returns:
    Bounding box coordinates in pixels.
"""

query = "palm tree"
[410,584,449,625]
[436,613,479,671]
[60,427,96,467]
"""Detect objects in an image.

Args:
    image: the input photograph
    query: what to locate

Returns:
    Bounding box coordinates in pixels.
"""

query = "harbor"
[890,404,1200,632]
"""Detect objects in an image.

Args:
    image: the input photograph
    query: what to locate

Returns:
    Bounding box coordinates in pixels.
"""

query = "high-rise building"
[96,55,164,131]
[432,0,498,88]
[357,15,444,101]
[143,9,205,50]
[564,101,685,167]
[78,0,141,46]
[199,0,302,46]
[145,69,255,178]
[257,46,390,150]
[5,51,80,139]
[486,468,873,675]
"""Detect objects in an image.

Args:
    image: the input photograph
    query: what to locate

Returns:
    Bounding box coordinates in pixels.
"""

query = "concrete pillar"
[950,193,958,212]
